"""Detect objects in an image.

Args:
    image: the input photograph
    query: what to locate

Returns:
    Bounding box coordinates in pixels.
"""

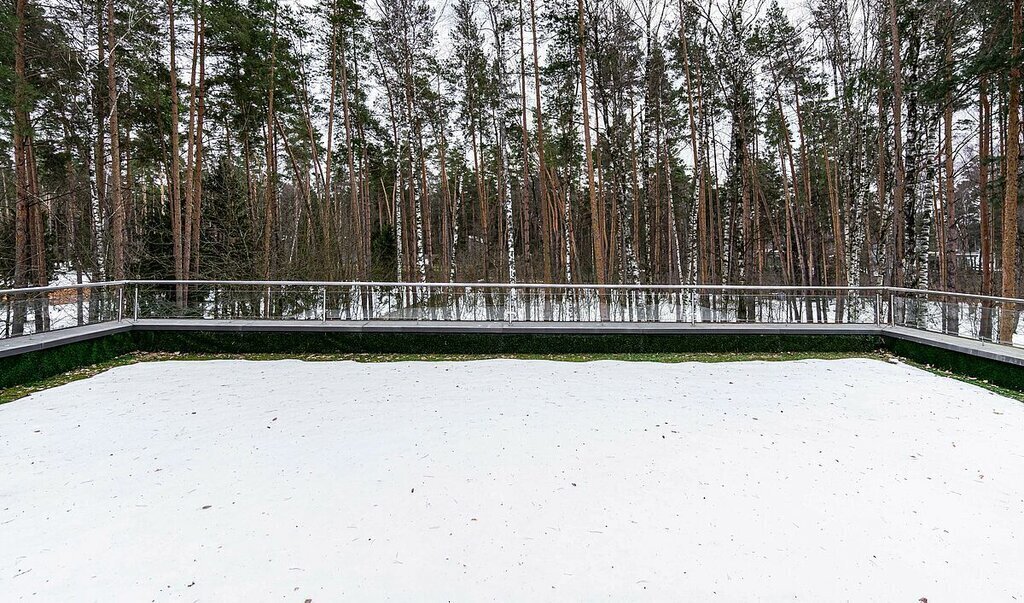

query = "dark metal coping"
[882,325,1024,367]
[0,322,134,359]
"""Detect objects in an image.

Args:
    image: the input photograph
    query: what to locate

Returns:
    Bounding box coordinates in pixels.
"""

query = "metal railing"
[1,280,1021,349]
[128,281,887,325]
[0,282,125,339]
[887,287,1024,345]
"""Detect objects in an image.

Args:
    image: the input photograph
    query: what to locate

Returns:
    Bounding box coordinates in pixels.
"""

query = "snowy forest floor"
[1,358,1023,599]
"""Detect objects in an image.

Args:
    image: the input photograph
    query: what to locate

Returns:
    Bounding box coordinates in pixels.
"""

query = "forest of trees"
[1,0,1022,305]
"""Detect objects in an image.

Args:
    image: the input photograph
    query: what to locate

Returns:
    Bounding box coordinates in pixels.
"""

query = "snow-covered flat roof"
[1,358,1022,599]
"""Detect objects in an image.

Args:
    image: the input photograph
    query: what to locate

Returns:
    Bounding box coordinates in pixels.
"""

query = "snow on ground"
[1,358,1023,600]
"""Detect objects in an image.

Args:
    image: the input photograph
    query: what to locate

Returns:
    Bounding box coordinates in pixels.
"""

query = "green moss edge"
[1,330,1020,403]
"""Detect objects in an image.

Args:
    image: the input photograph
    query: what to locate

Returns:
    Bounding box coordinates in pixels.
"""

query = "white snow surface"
[2,358,1023,600]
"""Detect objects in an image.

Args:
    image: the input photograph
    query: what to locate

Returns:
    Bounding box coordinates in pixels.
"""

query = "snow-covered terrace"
[1,358,1022,599]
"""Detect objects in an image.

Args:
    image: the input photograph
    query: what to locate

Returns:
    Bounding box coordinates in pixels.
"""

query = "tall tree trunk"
[980,74,993,338]
[875,52,887,287]
[471,123,487,279]
[28,140,46,291]
[340,27,360,278]
[889,0,906,287]
[107,0,125,280]
[324,0,338,274]
[1000,0,1022,342]
[518,0,531,282]
[577,0,605,285]
[680,1,706,286]
[93,0,107,280]
[941,1,958,334]
[262,4,278,281]
[190,1,205,280]
[12,0,30,335]
[529,0,552,284]
[399,9,427,282]
[434,93,452,281]
[168,0,184,303]
[182,1,200,291]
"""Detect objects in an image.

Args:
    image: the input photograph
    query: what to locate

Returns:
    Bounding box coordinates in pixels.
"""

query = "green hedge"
[133,330,884,356]
[0,332,136,389]
[883,336,1024,392]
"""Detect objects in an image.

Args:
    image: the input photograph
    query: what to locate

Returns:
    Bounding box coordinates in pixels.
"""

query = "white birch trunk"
[393,160,403,282]
[449,182,461,282]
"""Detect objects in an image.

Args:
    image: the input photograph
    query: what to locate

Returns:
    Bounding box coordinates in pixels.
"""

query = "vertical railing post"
[874,291,880,325]
[133,284,140,321]
[507,284,515,325]
[117,284,124,322]
[888,290,895,326]
[320,285,328,322]
[689,288,696,325]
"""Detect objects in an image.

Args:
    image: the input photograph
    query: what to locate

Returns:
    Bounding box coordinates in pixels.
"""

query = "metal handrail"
[885,287,1024,305]
[0,281,128,296]
[0,280,1020,303]
[121,279,888,292]
[0,280,1021,302]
